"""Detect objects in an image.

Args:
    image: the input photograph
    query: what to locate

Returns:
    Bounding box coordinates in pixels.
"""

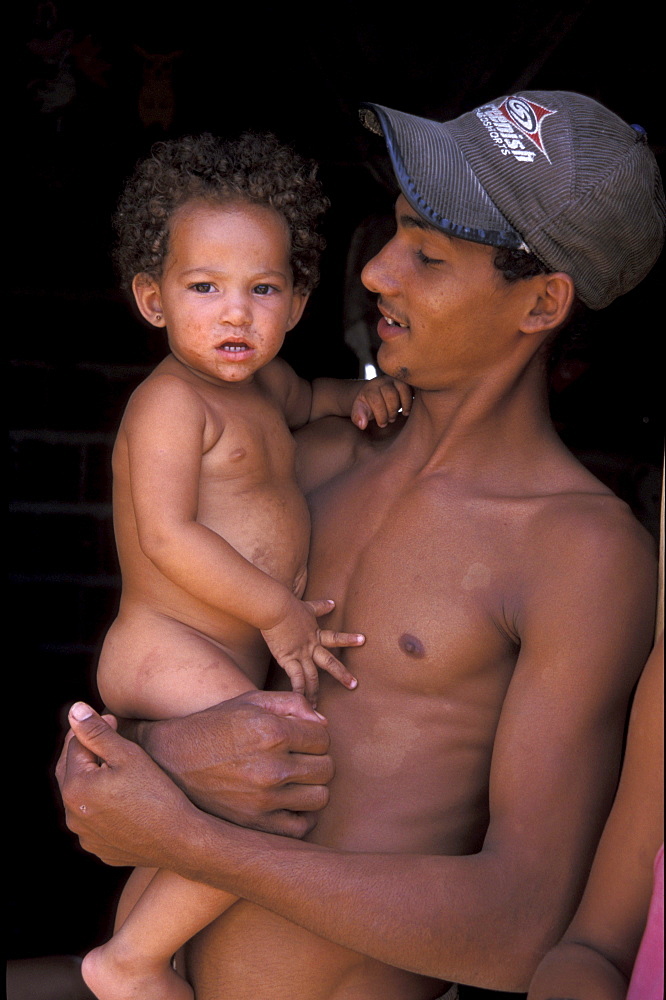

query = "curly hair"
[492,245,549,282]
[113,132,329,292]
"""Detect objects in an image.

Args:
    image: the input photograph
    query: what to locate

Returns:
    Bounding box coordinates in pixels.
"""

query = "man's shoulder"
[514,485,657,635]
[295,414,406,494]
[526,482,654,558]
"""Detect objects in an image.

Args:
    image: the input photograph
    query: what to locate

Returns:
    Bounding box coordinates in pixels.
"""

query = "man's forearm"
[169,811,549,992]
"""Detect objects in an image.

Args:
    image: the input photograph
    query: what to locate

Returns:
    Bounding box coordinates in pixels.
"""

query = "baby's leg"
[84,613,261,1000]
[83,872,237,1000]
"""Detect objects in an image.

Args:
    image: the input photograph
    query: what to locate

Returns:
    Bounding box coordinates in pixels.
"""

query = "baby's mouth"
[217,340,252,354]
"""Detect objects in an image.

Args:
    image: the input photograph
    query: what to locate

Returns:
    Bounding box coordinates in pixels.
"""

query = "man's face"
[361,195,531,390]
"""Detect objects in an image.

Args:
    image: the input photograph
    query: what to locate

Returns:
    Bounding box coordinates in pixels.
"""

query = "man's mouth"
[384,317,408,328]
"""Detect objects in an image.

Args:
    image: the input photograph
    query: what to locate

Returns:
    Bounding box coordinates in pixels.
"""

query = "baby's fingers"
[313,646,358,690]
[283,658,319,706]
[395,379,413,416]
[318,628,365,650]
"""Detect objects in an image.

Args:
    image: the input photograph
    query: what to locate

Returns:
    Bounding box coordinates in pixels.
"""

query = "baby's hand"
[261,598,363,705]
[351,375,413,430]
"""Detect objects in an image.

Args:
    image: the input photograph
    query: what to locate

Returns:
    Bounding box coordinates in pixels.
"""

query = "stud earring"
[155,313,162,322]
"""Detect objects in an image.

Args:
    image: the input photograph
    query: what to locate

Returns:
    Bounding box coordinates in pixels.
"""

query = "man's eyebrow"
[399,212,450,239]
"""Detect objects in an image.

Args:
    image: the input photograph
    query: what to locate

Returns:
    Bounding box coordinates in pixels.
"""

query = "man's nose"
[361,238,397,295]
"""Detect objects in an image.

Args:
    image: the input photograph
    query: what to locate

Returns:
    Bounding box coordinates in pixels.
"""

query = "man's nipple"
[398,633,426,658]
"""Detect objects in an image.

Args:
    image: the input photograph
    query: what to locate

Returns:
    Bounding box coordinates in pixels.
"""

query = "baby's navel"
[398,633,426,658]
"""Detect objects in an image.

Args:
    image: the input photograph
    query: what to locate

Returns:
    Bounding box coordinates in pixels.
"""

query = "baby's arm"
[264,358,412,430]
[122,376,362,704]
[311,376,413,428]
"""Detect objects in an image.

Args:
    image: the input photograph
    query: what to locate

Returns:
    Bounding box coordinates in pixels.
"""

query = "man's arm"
[57,505,657,992]
[527,634,663,1000]
[122,690,336,836]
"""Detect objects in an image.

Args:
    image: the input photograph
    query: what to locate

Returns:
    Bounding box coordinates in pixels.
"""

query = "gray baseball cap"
[360,91,665,309]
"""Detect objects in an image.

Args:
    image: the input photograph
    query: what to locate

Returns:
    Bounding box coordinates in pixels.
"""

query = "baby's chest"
[202,403,297,485]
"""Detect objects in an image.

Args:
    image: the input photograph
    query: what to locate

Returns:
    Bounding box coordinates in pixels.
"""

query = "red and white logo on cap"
[499,97,557,161]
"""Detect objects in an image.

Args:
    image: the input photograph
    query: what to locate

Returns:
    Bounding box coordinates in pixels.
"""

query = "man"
[57,91,663,999]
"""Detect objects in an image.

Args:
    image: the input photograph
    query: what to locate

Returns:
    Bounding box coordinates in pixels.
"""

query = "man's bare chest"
[307,460,527,694]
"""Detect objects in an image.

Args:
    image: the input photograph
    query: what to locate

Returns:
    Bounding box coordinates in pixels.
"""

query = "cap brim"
[360,103,525,250]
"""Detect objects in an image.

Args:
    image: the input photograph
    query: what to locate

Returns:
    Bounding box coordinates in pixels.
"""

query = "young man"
[57,90,664,999]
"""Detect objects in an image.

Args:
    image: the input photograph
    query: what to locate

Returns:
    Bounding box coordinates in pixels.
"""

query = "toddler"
[81,132,410,1000]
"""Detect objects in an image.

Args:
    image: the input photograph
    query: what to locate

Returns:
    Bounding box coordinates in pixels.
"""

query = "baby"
[80,132,410,1000]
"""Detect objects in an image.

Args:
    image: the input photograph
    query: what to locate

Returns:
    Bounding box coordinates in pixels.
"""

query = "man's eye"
[415,249,443,266]
[190,282,214,293]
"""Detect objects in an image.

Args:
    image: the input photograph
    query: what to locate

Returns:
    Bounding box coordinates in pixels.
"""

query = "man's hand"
[351,376,413,430]
[120,689,335,837]
[56,704,199,869]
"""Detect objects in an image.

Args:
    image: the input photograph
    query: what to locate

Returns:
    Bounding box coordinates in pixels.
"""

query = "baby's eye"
[190,282,214,293]
[415,249,443,266]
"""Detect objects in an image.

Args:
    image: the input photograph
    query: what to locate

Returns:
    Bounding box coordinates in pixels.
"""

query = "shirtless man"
[57,90,664,999]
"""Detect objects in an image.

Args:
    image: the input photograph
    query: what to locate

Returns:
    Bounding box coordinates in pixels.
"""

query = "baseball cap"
[360,91,665,309]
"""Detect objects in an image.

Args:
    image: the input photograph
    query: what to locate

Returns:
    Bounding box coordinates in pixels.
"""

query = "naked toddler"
[81,132,410,1000]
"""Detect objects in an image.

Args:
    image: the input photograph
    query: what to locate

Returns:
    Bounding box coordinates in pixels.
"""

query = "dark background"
[9,0,663,967]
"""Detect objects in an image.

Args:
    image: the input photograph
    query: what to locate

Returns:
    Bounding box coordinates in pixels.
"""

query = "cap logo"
[499,97,557,161]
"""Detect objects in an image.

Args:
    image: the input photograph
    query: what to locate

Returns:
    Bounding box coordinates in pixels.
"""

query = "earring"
[155,313,162,323]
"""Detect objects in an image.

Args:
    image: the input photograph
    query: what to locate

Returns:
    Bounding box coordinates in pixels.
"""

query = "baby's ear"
[285,289,310,332]
[132,273,166,327]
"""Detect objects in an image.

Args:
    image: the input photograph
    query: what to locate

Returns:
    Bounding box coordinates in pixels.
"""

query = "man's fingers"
[273,713,333,756]
[66,703,124,766]
[281,750,335,786]
[241,689,328,724]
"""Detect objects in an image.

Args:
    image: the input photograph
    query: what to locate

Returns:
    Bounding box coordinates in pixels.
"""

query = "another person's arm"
[57,507,656,991]
[527,633,664,1000]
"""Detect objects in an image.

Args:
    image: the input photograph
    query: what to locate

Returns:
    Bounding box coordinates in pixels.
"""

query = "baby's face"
[137,198,308,385]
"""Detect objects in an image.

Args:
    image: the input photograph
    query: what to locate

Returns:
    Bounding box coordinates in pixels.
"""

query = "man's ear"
[520,272,576,336]
[132,274,166,327]
[285,290,310,332]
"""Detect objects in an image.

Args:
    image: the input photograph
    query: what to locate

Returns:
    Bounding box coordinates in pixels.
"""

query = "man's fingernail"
[70,702,93,721]
[349,678,358,689]
[315,711,327,721]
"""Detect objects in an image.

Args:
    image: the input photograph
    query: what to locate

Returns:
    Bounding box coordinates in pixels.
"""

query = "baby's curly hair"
[113,132,329,293]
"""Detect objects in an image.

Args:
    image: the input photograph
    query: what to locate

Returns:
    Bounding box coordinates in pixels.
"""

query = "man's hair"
[492,246,549,283]
[113,132,329,292]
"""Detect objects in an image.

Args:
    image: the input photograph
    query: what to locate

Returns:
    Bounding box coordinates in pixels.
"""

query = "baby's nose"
[219,292,252,326]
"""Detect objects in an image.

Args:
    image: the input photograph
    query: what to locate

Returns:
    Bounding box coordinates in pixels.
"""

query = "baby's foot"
[82,940,193,1000]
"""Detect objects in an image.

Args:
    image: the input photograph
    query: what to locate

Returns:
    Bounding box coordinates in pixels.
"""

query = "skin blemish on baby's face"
[399,633,426,658]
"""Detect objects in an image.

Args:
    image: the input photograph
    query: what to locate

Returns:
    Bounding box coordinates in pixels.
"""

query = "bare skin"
[81,198,408,1000]
[58,197,657,999]
[527,634,664,1000]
